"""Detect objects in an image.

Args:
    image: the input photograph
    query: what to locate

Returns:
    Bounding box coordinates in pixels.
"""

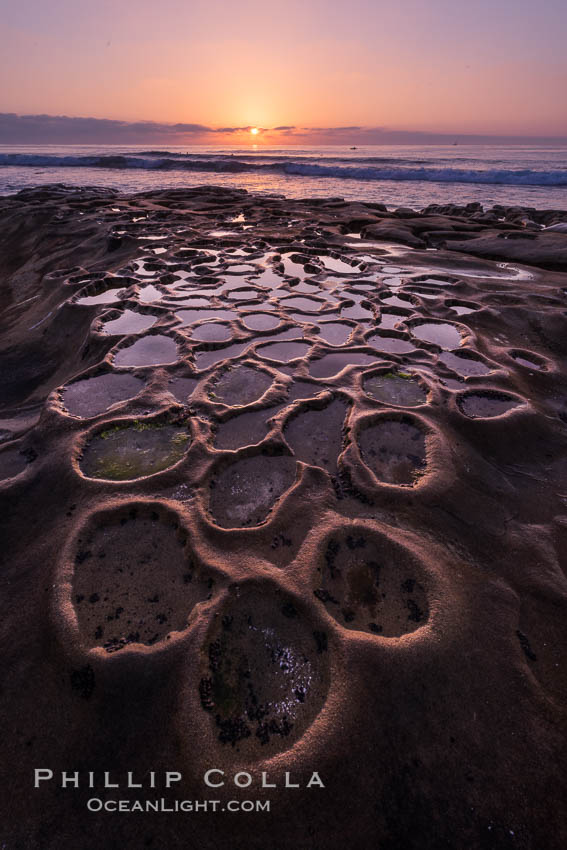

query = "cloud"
[0,113,258,143]
[214,126,250,134]
[300,126,363,132]
[1,112,565,145]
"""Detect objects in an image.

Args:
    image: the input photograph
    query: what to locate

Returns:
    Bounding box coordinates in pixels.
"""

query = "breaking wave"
[1,153,566,187]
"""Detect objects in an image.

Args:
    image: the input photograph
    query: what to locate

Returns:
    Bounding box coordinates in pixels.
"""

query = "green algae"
[81,420,190,480]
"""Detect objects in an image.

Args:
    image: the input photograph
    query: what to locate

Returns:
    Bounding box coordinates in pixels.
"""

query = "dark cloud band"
[0,113,564,145]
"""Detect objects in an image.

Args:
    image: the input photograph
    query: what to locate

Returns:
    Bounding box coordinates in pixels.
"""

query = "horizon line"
[1,112,566,146]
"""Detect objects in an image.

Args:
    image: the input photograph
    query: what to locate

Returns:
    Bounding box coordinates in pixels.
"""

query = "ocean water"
[1,144,566,210]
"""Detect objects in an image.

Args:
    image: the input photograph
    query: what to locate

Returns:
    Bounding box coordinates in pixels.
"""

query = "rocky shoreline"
[1,184,567,849]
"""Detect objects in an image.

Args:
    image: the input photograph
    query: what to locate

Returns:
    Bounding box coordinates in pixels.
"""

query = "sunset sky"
[1,0,566,143]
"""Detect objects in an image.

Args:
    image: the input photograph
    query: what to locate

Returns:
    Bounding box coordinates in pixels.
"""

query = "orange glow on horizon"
[2,1,565,141]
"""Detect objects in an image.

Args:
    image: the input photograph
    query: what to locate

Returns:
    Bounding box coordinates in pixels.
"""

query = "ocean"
[1,144,566,210]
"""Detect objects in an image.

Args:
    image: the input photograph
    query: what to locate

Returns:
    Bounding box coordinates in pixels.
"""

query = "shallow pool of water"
[282,296,323,312]
[458,392,523,419]
[209,454,297,527]
[411,322,462,350]
[316,322,353,345]
[309,351,378,378]
[80,421,190,480]
[363,372,427,406]
[440,351,492,377]
[211,365,273,406]
[257,340,311,362]
[62,373,145,418]
[358,418,427,485]
[340,303,374,321]
[367,334,416,355]
[113,335,178,367]
[100,310,157,336]
[77,289,125,306]
[242,313,281,331]
[137,284,163,303]
[190,323,233,342]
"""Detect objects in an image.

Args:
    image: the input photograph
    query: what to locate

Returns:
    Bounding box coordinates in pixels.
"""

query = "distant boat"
[453,140,459,145]
[350,146,357,150]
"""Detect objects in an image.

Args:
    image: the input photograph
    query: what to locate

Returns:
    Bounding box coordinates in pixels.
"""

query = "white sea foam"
[1,152,566,187]
[1,144,566,208]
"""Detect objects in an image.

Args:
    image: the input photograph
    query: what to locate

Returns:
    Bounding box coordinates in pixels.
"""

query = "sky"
[1,0,566,144]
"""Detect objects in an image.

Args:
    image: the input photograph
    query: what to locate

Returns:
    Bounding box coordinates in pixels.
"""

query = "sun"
[250,127,259,136]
